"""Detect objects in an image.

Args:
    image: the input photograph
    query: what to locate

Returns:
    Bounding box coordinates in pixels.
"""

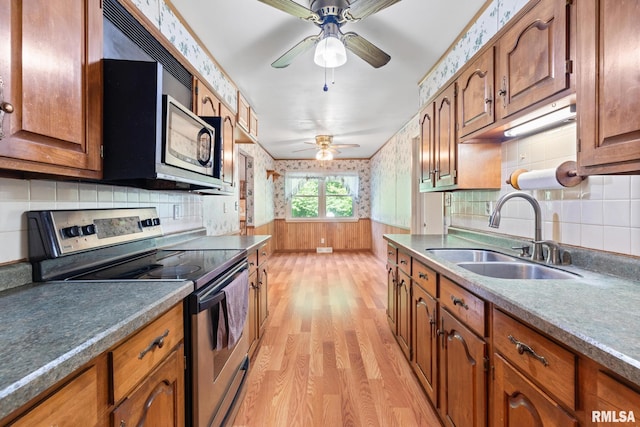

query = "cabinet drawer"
[439,276,485,336]
[595,371,640,422]
[493,308,576,409]
[412,259,437,297]
[11,366,98,427]
[257,243,269,265]
[397,251,411,274]
[111,304,183,403]
[386,244,397,265]
[248,250,258,273]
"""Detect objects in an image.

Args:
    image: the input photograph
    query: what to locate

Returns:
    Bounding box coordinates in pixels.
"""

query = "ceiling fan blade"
[293,147,320,152]
[345,0,401,20]
[331,144,361,148]
[342,32,390,68]
[271,34,321,68]
[257,0,320,21]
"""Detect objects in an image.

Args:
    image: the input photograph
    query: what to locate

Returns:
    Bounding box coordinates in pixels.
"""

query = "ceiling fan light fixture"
[314,35,347,68]
[315,148,334,161]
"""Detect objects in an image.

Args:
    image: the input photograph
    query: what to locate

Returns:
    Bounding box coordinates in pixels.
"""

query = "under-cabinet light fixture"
[504,105,576,138]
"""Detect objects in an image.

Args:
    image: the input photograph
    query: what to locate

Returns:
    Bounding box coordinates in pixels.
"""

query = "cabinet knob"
[0,76,14,140]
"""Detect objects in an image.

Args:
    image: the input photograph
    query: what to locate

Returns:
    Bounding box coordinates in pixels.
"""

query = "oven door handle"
[197,261,248,312]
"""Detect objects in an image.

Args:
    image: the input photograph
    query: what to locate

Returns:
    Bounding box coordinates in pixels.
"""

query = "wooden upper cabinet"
[193,78,220,116]
[457,47,495,138]
[494,0,571,120]
[434,84,457,188]
[237,92,250,133]
[220,103,235,186]
[577,0,640,175]
[0,0,102,178]
[419,103,436,191]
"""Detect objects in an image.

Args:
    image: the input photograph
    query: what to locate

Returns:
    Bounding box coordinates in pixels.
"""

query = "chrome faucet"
[488,191,545,262]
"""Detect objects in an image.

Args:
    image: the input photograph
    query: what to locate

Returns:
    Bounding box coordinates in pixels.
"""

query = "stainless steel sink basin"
[457,262,578,280]
[426,249,518,263]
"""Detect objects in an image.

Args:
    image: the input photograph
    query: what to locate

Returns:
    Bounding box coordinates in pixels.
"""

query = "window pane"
[291,196,319,218]
[296,179,319,196]
[326,179,349,195]
[326,196,353,217]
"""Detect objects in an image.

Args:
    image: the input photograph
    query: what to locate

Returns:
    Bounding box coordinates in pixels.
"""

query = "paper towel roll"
[506,161,583,190]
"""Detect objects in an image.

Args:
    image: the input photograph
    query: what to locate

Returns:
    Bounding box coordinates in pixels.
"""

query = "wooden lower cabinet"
[396,269,411,360]
[387,263,397,333]
[411,283,438,405]
[248,247,270,358]
[112,344,185,427]
[439,308,487,427]
[492,354,577,427]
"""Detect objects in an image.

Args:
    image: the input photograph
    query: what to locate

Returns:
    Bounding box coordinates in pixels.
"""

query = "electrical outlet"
[173,204,183,219]
[485,201,493,215]
[223,202,228,213]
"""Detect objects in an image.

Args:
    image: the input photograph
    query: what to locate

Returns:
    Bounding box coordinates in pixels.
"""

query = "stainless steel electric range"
[27,207,251,427]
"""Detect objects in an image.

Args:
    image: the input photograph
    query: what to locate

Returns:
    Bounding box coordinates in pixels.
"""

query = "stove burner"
[147,264,202,279]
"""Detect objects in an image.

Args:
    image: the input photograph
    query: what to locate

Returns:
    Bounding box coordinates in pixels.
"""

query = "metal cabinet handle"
[451,295,469,310]
[508,335,549,367]
[202,95,218,115]
[400,259,408,265]
[138,329,169,360]
[0,76,14,140]
[418,272,428,280]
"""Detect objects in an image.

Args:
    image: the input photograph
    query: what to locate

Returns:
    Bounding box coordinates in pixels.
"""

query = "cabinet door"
[258,263,269,336]
[220,103,235,186]
[495,0,570,119]
[412,283,438,405]
[419,103,435,190]
[112,344,185,427]
[396,269,411,360]
[387,263,397,334]
[435,84,457,188]
[0,0,102,178]
[577,0,640,175]
[248,269,259,356]
[594,371,640,426]
[193,78,219,116]
[458,48,495,138]
[439,309,487,427]
[492,354,577,427]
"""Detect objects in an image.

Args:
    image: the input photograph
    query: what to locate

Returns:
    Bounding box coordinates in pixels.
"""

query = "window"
[286,173,359,220]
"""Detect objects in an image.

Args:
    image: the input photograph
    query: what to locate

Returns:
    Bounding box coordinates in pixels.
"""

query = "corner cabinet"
[420,82,501,193]
[0,0,102,178]
[576,0,640,175]
[494,0,573,120]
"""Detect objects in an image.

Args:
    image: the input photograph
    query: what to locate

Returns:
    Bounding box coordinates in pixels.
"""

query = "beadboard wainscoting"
[371,220,410,261]
[274,219,372,252]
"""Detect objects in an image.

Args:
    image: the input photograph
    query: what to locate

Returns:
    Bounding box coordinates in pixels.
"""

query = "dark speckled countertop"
[384,228,640,388]
[0,231,272,421]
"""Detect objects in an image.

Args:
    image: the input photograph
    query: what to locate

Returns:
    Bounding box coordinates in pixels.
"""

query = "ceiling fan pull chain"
[323,64,329,92]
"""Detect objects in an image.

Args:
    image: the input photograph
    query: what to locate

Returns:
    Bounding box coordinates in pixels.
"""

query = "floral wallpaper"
[272,160,371,219]
[370,116,419,229]
[419,0,529,105]
[131,0,238,112]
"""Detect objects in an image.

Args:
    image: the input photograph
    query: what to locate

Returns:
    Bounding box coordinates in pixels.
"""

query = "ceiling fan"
[294,134,360,160]
[258,0,401,68]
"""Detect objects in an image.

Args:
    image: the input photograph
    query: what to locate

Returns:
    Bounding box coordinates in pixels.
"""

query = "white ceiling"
[169,0,487,159]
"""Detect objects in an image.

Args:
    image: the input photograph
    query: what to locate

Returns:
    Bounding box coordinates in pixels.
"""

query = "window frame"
[285,173,358,222]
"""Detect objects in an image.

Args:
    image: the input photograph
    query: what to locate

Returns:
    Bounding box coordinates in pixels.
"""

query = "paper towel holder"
[506,160,584,189]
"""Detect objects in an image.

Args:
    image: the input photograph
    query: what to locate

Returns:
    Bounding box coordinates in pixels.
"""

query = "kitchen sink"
[426,249,519,263]
[457,262,578,280]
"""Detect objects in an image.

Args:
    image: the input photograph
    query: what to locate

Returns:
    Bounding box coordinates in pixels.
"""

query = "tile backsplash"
[449,123,640,257]
[0,179,203,265]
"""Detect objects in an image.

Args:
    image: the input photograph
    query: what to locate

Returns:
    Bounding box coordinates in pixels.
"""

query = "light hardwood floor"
[233,251,442,427]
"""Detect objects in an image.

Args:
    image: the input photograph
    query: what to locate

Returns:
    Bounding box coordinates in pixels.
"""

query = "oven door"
[163,95,216,177]
[187,261,250,427]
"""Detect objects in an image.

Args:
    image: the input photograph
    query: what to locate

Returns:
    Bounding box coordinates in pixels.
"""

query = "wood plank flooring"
[232,251,442,427]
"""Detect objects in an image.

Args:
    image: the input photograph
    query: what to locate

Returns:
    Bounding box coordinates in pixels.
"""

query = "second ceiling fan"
[258,0,401,68]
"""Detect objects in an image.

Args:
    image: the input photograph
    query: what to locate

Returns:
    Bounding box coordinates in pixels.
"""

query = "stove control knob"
[152,218,161,226]
[140,218,154,227]
[82,224,96,235]
[61,225,81,238]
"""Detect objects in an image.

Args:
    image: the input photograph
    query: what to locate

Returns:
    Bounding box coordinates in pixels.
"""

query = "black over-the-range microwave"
[103,59,232,194]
